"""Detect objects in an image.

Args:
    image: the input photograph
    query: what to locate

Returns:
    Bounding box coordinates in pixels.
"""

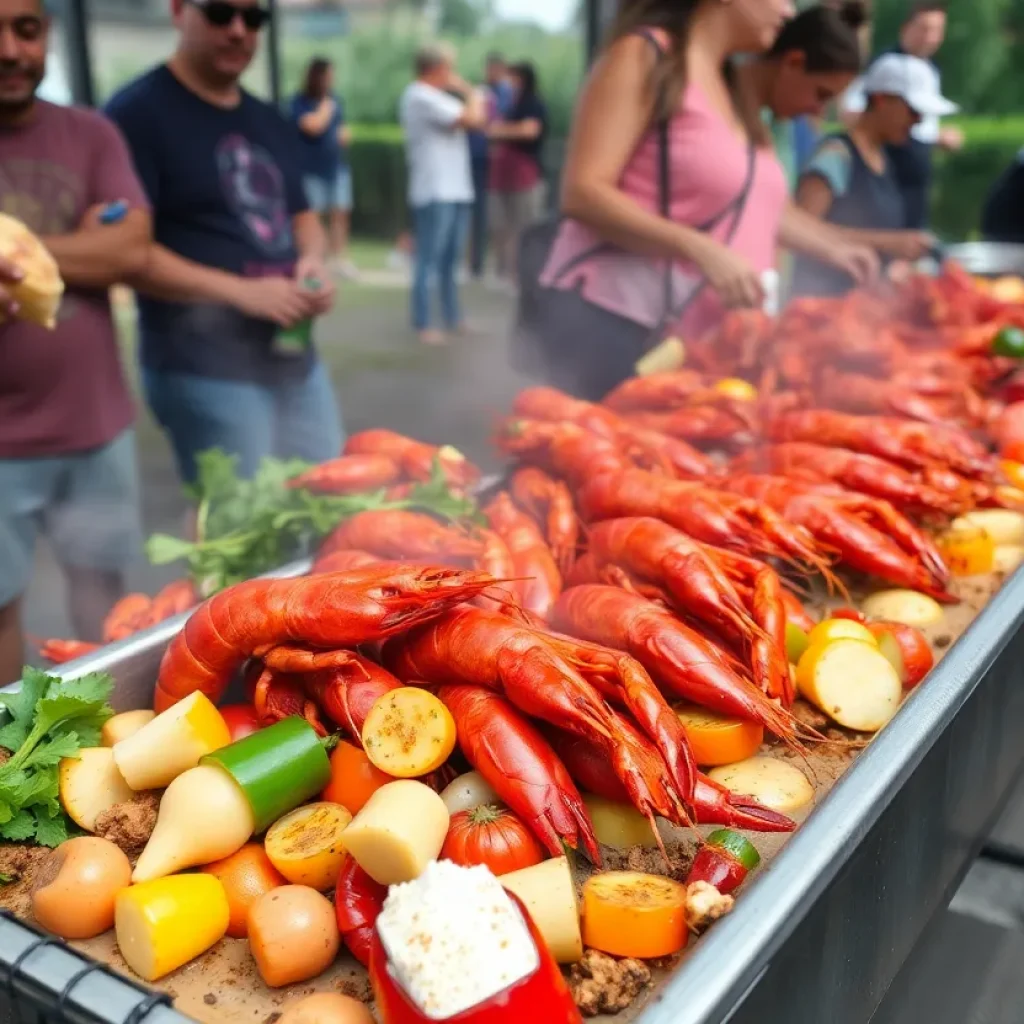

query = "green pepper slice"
[992,326,1024,359]
[705,828,761,872]
[203,716,331,832]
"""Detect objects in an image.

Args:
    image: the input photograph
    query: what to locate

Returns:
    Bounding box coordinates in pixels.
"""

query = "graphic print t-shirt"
[105,66,311,384]
[0,102,144,457]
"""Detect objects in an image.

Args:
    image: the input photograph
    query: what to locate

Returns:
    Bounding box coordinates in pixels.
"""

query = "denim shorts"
[0,429,142,607]
[143,362,344,484]
[304,168,353,213]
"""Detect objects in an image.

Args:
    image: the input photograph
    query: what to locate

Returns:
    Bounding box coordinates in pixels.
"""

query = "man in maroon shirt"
[0,0,152,684]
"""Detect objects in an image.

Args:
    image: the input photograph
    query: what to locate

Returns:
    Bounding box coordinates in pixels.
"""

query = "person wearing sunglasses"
[0,0,153,684]
[105,0,343,486]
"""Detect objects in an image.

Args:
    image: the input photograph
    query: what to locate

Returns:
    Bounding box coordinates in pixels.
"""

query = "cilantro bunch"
[0,669,115,847]
[146,448,482,596]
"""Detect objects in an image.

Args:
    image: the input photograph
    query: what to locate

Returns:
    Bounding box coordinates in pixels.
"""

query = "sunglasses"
[188,0,270,30]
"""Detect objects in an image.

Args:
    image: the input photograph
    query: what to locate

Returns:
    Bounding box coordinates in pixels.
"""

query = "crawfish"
[311,549,385,574]
[552,586,804,744]
[512,386,624,440]
[548,724,794,833]
[624,408,756,449]
[287,454,401,495]
[601,370,713,413]
[344,428,481,489]
[319,509,484,563]
[148,579,199,622]
[496,419,633,488]
[766,409,996,482]
[102,593,154,644]
[576,467,836,580]
[485,492,562,619]
[382,606,696,826]
[38,639,100,664]
[509,466,579,574]
[153,564,499,711]
[741,442,969,517]
[723,474,955,601]
[438,684,599,862]
[619,425,717,479]
[583,517,794,704]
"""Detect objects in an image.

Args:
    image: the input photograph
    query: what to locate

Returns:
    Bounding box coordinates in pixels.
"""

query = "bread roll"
[0,212,64,329]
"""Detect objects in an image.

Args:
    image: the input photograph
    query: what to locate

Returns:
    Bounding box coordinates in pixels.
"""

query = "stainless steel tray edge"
[641,566,1024,1024]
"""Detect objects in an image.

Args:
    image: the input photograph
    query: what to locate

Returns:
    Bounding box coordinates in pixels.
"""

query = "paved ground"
[22,273,524,645]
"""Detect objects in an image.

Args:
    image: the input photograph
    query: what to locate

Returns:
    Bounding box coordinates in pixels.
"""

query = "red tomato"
[440,806,545,875]
[219,704,261,742]
[868,622,934,688]
[829,606,868,625]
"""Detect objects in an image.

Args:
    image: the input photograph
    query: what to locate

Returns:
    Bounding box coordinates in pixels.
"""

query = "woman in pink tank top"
[524,0,878,401]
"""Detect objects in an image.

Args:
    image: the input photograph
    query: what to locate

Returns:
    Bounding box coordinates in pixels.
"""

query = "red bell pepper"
[369,890,581,1024]
[335,856,387,967]
[686,829,761,896]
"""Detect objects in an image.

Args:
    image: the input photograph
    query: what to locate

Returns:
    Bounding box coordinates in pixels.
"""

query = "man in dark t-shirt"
[105,0,343,485]
[841,1,962,229]
[0,0,152,683]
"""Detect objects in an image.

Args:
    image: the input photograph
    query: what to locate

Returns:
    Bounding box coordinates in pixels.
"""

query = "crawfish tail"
[287,453,401,495]
[438,684,600,863]
[102,592,154,644]
[304,656,403,742]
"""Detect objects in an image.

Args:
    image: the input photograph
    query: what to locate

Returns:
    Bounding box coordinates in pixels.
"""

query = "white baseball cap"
[862,53,959,117]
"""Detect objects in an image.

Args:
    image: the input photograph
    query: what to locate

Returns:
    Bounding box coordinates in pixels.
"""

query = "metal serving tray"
[4,556,1024,1024]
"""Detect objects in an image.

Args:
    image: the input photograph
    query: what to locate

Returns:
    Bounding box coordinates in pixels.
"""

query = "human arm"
[292,209,334,315]
[436,74,487,131]
[40,114,152,288]
[937,124,964,151]
[296,95,336,137]
[0,256,23,318]
[488,118,542,141]
[781,200,879,285]
[559,34,763,307]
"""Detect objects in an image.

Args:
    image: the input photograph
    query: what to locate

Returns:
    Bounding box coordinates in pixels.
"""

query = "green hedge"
[346,116,1024,240]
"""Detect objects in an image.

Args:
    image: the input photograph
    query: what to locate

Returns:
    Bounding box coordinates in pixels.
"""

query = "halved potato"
[994,545,1024,574]
[706,757,814,817]
[953,510,1024,547]
[860,590,944,628]
[583,794,659,850]
[101,710,156,747]
[796,639,902,732]
[59,748,135,832]
[264,802,352,891]
[360,687,456,778]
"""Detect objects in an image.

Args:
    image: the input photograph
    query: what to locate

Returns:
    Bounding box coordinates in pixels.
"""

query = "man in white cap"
[791,51,957,297]
[841,1,960,229]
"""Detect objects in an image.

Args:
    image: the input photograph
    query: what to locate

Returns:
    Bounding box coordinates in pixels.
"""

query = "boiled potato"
[101,710,156,747]
[499,856,583,963]
[707,757,814,818]
[796,639,902,733]
[994,545,1024,574]
[583,794,659,850]
[953,510,1024,547]
[360,687,456,778]
[860,590,944,628]
[59,748,135,832]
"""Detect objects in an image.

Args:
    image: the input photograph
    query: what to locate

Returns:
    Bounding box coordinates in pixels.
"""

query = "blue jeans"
[144,363,344,484]
[411,201,470,331]
[469,158,489,276]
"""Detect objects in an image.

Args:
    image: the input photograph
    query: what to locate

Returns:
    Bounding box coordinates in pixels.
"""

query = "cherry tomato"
[219,703,261,742]
[440,806,545,875]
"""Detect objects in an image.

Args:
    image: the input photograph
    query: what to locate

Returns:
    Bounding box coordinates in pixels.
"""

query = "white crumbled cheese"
[376,860,539,1019]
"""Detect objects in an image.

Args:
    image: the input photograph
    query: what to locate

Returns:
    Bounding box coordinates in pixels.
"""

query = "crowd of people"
[0,0,1004,687]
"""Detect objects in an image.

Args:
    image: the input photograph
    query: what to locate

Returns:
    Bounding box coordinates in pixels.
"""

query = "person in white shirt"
[839,1,961,230]
[399,43,486,345]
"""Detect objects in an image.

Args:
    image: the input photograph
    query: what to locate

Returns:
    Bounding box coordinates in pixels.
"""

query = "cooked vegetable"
[342,779,449,885]
[265,801,352,890]
[277,994,375,1024]
[635,336,685,376]
[0,668,114,846]
[1000,459,1024,491]
[201,842,287,938]
[686,830,760,896]
[953,509,1024,547]
[994,544,1024,573]
[498,855,583,963]
[360,686,457,778]
[115,874,230,982]
[807,618,877,648]
[581,871,688,959]
[440,805,544,875]
[58,747,135,832]
[713,377,757,401]
[829,606,867,624]
[869,622,934,689]
[132,764,255,883]
[247,885,340,988]
[992,325,1024,358]
[335,856,387,967]
[100,710,155,747]
[321,740,394,814]
[439,770,501,816]
[31,837,131,939]
[936,524,995,576]
[707,757,814,816]
[674,704,763,767]
[784,622,810,664]
[796,639,902,732]
[219,704,261,742]
[582,794,659,850]
[860,589,945,628]
[112,691,230,791]
[203,716,331,832]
